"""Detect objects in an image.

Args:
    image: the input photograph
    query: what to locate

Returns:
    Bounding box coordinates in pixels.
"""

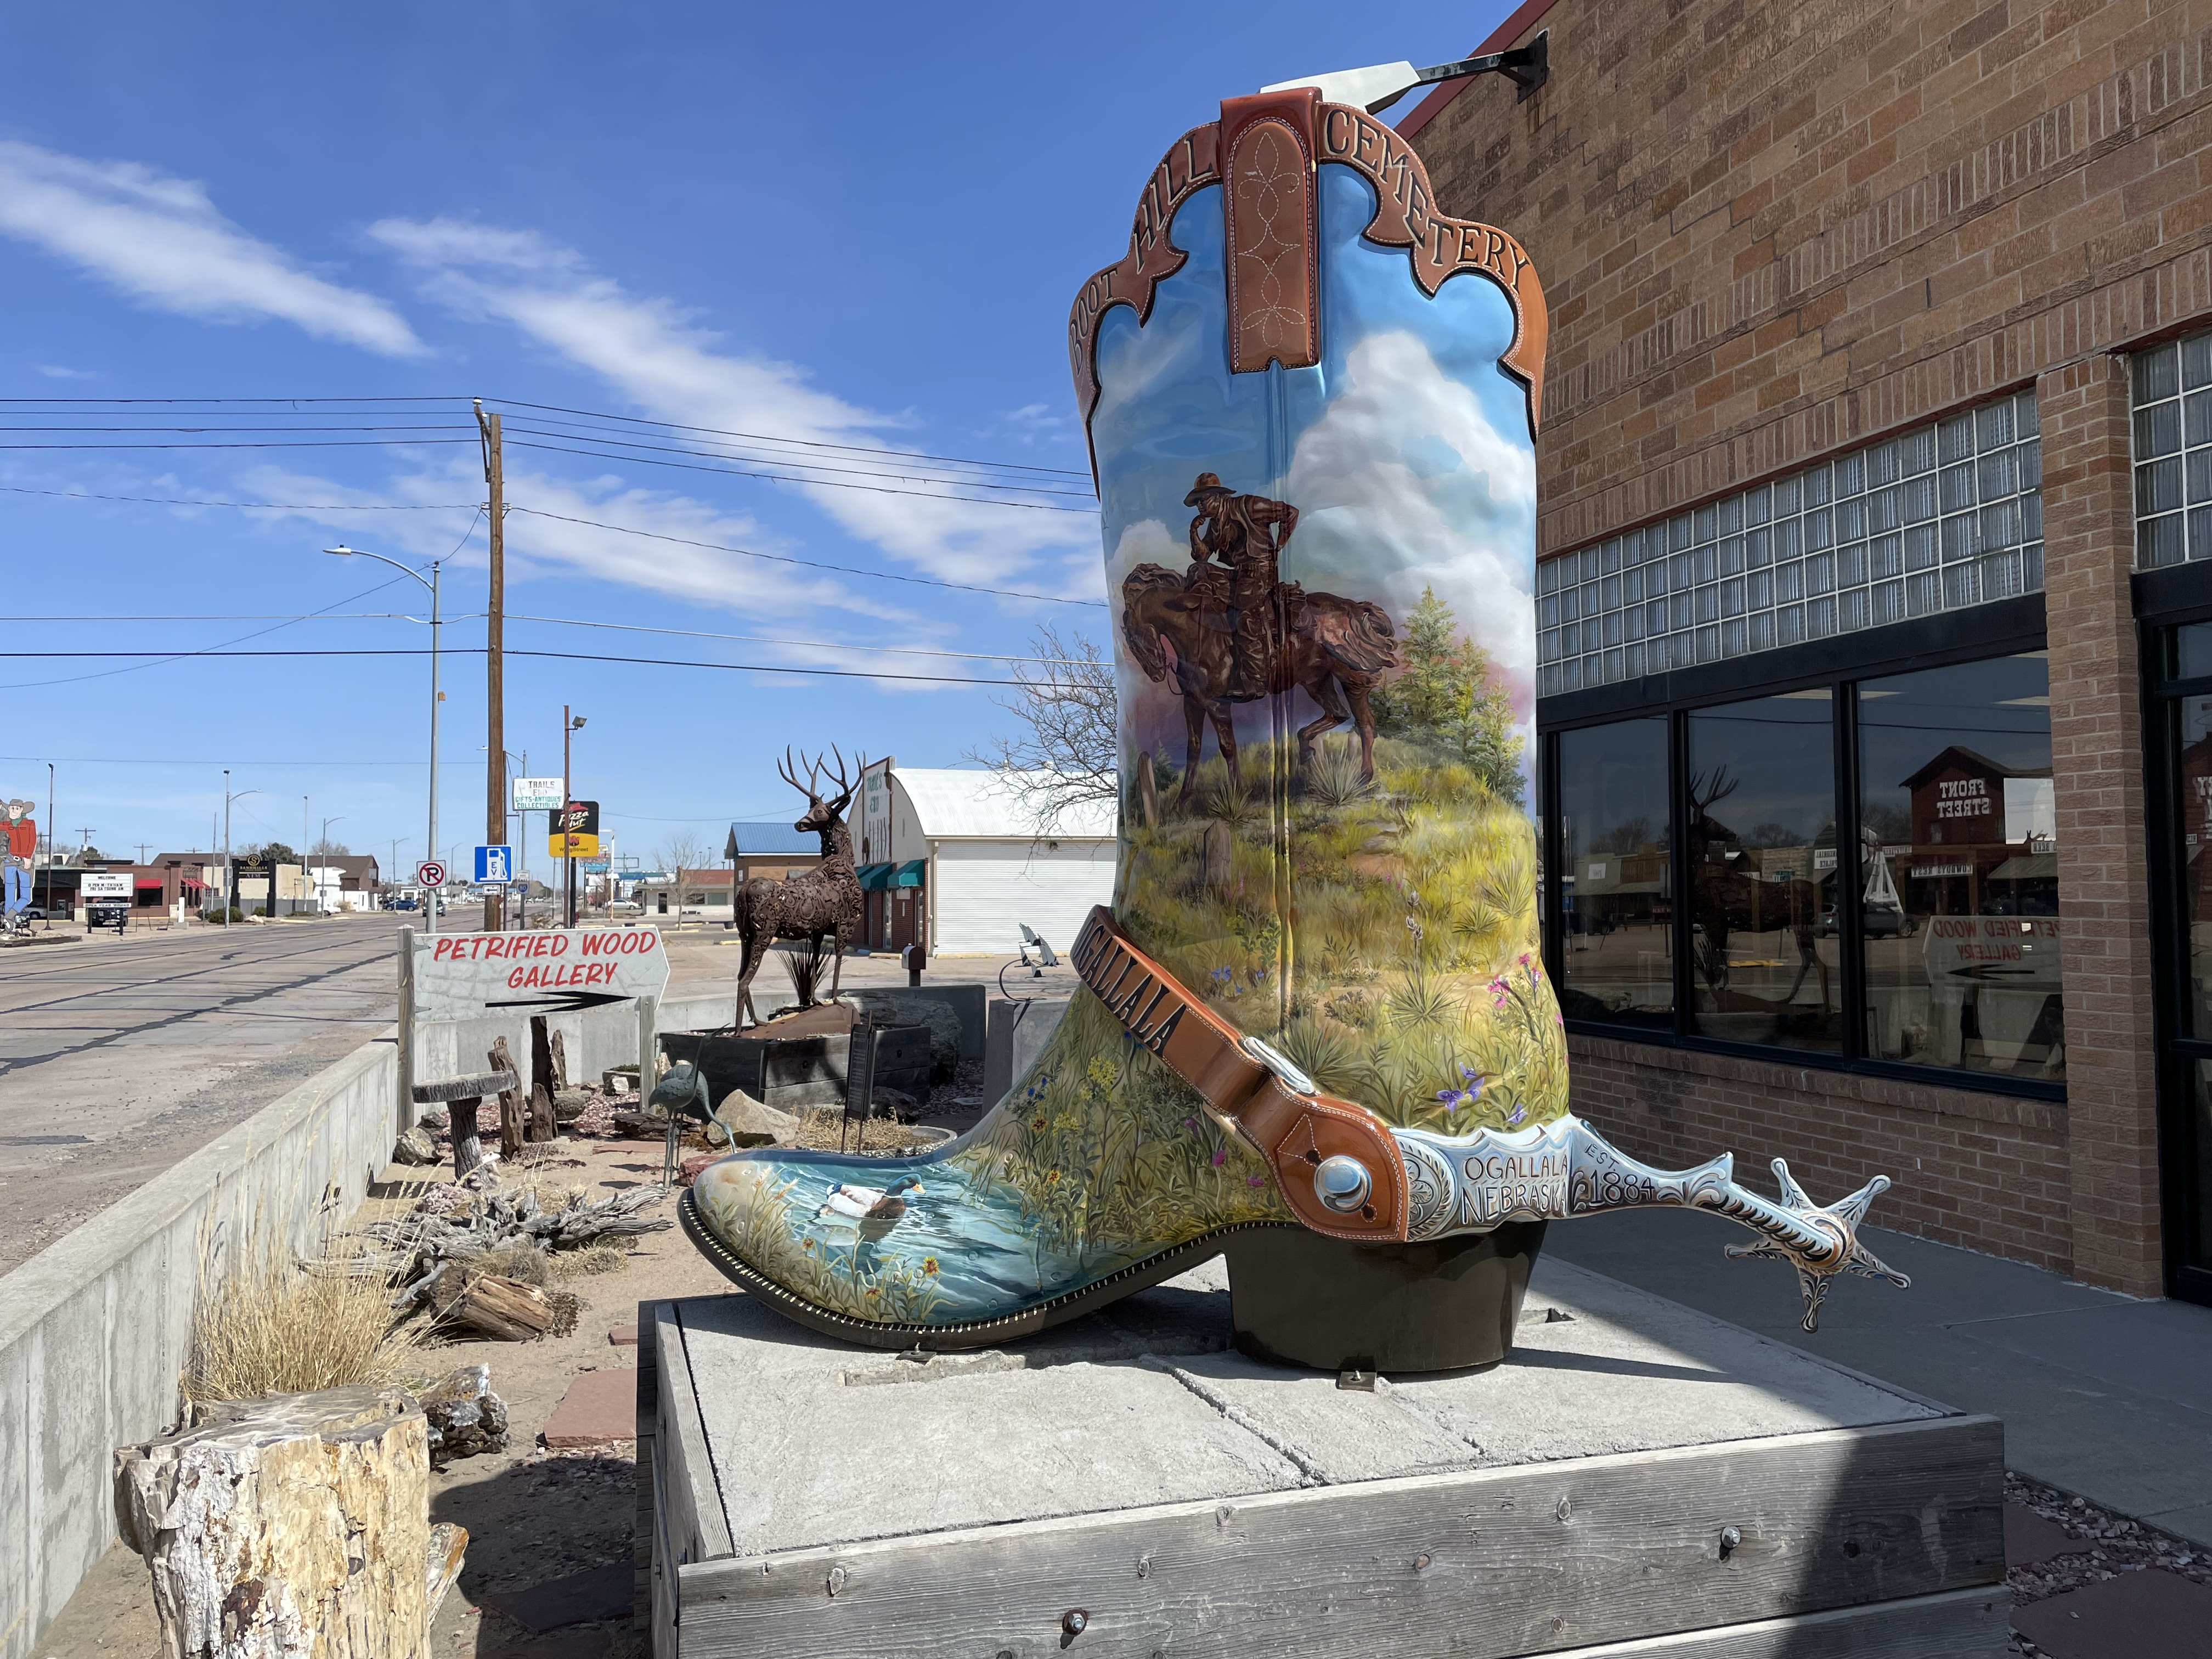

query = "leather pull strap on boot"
[1068,907,1407,1243]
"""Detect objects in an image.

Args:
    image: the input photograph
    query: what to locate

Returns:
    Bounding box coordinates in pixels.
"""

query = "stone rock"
[413,1183,476,1218]
[875,1087,923,1122]
[418,1363,509,1464]
[846,990,962,1080]
[678,1151,716,1187]
[393,1126,440,1166]
[416,1107,450,1131]
[712,1086,803,1145]
[552,1088,592,1123]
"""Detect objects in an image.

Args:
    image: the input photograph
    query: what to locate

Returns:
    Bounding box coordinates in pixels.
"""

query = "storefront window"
[2132,327,2212,568]
[1556,719,1671,1026]
[1855,654,2059,1080]
[1683,693,1842,1052]
[2170,637,2212,1035]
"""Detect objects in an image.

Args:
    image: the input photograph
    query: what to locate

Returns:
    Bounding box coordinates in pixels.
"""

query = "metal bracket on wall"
[1421,32,1549,104]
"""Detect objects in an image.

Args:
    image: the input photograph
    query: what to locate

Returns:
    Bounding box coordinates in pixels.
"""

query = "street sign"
[411,925,669,1019]
[416,860,447,889]
[512,777,565,813]
[549,799,601,859]
[81,873,132,901]
[583,857,611,874]
[474,844,515,884]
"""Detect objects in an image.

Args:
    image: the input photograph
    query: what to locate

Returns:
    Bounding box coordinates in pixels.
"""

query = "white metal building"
[855,762,1115,957]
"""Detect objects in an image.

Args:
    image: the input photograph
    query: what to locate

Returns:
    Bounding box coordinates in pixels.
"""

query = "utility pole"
[477,399,506,932]
[563,705,575,928]
[303,794,311,916]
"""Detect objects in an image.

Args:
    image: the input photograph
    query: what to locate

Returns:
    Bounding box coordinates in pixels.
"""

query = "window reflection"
[1556,719,1672,1025]
[1684,693,1842,1051]
[2176,692,2212,1036]
[1857,654,2061,1078]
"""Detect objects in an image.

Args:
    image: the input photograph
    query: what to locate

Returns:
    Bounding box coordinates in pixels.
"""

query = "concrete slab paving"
[1544,1206,2212,1548]
[703,1352,1308,1556]
[2008,1567,2212,1657]
[676,1245,1952,1570]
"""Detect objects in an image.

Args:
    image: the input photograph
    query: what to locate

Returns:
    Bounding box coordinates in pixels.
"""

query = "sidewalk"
[1544,1206,2212,1548]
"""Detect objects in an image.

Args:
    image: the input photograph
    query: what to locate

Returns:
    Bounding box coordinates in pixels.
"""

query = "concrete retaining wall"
[0,986,726,1658]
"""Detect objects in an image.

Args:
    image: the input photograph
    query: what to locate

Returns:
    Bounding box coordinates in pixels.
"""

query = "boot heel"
[1223,1222,1547,1374]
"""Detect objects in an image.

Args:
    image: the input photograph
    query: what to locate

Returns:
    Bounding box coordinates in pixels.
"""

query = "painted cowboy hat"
[1183,471,1230,505]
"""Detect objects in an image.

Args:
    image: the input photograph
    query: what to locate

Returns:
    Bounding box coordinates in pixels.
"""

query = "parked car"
[606,899,642,917]
[382,895,420,911]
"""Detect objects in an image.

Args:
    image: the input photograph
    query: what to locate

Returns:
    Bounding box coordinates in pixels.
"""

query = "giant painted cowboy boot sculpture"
[683,89,1910,1367]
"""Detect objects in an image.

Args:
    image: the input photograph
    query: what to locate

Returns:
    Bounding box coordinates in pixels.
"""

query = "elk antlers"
[775,745,865,808]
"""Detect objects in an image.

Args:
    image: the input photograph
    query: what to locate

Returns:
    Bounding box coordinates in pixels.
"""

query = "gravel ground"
[2007,1470,2211,1654]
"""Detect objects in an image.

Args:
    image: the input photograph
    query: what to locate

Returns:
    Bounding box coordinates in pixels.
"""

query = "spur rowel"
[683,89,1908,1362]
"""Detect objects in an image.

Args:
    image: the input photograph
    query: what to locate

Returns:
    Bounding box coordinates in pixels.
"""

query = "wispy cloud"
[35,363,97,380]
[234,459,923,629]
[0,140,424,357]
[367,216,1099,599]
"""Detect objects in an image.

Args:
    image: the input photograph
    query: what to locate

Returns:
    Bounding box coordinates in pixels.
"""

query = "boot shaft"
[1073,91,1564,1138]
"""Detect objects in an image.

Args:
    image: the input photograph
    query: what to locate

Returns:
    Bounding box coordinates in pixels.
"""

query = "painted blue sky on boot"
[1091,165,1538,771]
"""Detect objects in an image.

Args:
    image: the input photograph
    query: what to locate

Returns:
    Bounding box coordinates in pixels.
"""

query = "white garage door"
[930,840,1114,956]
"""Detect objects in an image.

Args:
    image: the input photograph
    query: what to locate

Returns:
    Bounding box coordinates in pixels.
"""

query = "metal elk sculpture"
[733,747,865,1026]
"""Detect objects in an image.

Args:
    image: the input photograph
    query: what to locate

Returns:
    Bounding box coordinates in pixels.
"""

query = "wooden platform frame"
[636,1296,2009,1658]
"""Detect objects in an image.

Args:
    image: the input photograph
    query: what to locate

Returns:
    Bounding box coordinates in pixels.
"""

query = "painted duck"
[816,1175,924,1224]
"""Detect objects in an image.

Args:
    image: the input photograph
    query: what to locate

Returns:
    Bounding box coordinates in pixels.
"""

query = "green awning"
[891,859,927,888]
[856,862,894,891]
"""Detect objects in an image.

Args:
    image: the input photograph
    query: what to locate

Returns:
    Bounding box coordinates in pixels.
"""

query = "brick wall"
[1414,0,2210,1291]
[1417,0,2212,559]
[2039,353,2164,1291]
[1568,1034,2074,1272]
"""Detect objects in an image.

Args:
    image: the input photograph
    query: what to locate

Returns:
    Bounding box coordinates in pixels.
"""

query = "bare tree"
[965,623,1119,834]
[307,837,350,857]
[657,832,712,877]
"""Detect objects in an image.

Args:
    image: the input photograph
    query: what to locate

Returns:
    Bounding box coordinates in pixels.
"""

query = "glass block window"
[2132,327,2212,568]
[1536,391,2045,697]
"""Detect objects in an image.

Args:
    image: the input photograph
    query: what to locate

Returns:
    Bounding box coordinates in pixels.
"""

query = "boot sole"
[678,1188,1296,1351]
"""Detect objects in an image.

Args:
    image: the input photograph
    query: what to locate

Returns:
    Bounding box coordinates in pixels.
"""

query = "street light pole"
[324,545,441,935]
[221,775,258,923]
[318,816,345,912]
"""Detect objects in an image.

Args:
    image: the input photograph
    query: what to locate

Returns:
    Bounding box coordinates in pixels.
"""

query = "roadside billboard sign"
[512,777,565,813]
[80,873,132,901]
[549,800,601,859]
[411,925,669,1019]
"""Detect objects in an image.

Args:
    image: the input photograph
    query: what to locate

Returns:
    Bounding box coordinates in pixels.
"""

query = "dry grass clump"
[183,1222,413,1408]
[551,1242,628,1279]
[457,1236,550,1286]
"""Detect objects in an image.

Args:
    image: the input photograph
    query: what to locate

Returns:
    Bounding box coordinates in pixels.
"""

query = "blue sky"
[1,2,1506,876]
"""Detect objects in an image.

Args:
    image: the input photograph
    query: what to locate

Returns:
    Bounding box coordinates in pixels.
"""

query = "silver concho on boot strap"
[1072,905,1909,1332]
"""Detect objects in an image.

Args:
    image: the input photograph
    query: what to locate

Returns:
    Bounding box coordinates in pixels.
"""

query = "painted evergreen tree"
[1370,586,1526,805]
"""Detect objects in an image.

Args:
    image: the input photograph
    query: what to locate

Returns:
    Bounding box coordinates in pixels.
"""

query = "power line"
[506,506,1104,606]
[0,645,1018,686]
[6,611,1089,665]
[502,437,1097,512]
[0,437,476,451]
[0,510,481,690]
[488,399,1091,477]
[499,417,1095,496]
[2,484,479,510]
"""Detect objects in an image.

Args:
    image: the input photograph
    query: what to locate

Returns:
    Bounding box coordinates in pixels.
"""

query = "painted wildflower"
[1435,1065,1486,1118]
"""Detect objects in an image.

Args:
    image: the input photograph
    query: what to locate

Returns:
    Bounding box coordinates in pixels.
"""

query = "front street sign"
[412,926,669,1019]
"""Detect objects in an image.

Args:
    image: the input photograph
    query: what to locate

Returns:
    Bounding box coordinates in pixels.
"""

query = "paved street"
[0,916,405,1274]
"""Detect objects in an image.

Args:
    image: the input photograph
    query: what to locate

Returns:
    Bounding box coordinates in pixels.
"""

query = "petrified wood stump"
[115,1384,436,1659]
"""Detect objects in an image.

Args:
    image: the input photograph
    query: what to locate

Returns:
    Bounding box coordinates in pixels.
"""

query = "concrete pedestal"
[637,1256,2008,1657]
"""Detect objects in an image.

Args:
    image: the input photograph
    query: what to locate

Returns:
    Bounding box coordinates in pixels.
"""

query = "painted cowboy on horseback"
[1184,471,1298,701]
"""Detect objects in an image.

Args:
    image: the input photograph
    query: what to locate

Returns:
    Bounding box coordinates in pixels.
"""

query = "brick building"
[1410,0,2212,1302]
